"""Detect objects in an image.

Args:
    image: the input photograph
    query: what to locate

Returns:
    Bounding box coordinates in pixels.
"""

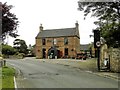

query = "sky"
[1,0,97,46]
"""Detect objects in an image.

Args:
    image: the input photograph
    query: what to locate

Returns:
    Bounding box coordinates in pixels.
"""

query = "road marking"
[23,78,27,80]
[85,71,92,73]
[7,62,18,89]
[14,76,17,90]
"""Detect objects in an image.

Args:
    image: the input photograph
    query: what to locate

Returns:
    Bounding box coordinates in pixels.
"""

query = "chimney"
[75,21,79,30]
[75,21,80,38]
[39,24,43,32]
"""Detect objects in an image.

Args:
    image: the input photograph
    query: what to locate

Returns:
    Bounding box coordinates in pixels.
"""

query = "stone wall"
[100,44,120,72]
[109,48,120,73]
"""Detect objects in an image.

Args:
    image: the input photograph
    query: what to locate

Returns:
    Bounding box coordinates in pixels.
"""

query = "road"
[6,59,118,88]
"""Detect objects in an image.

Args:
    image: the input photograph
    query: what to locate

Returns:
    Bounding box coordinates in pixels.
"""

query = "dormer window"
[64,37,68,45]
[42,38,46,45]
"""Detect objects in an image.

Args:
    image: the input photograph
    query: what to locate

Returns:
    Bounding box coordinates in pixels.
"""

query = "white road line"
[14,76,17,90]
[7,62,18,89]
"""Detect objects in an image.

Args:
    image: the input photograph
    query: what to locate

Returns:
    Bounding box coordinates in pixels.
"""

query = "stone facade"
[109,48,120,72]
[35,22,80,59]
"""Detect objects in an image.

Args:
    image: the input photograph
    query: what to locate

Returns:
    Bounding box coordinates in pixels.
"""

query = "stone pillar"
[100,44,109,67]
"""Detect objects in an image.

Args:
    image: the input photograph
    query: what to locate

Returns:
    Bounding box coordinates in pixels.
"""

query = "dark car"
[76,53,83,59]
[76,53,87,60]
[82,53,87,60]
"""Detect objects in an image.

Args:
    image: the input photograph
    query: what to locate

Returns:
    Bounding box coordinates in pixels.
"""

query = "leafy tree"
[78,1,120,48]
[0,2,19,41]
[2,44,17,55]
[13,39,28,55]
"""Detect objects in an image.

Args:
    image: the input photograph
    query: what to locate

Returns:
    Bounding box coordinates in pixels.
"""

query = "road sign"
[94,30,100,48]
[96,41,101,47]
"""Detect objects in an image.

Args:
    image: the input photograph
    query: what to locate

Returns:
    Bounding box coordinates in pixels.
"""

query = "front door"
[48,46,58,59]
[42,48,46,58]
[65,48,68,56]
[57,50,62,58]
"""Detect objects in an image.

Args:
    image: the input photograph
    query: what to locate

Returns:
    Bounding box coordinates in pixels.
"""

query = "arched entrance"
[47,46,59,59]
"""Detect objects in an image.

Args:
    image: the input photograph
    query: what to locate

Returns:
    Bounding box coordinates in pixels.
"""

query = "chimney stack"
[75,21,79,29]
[39,24,43,32]
[75,21,80,38]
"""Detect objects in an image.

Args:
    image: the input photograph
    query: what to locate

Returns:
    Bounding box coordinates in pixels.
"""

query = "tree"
[2,44,17,55]
[0,2,19,41]
[78,1,120,48]
[13,39,28,55]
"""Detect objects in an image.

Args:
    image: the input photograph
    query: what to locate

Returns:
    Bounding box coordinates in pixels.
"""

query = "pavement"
[23,57,119,81]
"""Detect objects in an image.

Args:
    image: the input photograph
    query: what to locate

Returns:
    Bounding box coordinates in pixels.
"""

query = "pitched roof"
[36,27,80,39]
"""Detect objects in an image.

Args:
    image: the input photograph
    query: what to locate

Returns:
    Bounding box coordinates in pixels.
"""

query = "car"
[76,53,83,59]
[76,53,87,60]
[82,53,87,60]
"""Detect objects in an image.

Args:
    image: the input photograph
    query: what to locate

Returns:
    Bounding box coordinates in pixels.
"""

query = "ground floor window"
[64,48,68,56]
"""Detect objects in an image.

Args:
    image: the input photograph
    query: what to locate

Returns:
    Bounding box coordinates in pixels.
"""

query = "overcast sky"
[1,0,97,46]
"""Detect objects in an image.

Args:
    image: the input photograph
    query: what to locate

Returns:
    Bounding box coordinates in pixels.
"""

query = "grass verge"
[77,58,97,71]
[2,66,15,89]
[43,58,98,72]
[0,67,2,89]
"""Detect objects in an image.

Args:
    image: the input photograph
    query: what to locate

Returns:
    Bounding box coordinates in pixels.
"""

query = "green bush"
[2,44,17,56]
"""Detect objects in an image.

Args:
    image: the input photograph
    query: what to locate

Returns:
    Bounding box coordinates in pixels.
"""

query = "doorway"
[42,48,46,58]
[65,48,68,56]
[48,46,58,59]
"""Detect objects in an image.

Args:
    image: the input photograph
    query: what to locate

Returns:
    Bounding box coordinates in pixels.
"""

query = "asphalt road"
[6,59,118,88]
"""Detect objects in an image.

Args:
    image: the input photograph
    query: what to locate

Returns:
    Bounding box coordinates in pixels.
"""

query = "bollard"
[3,60,6,66]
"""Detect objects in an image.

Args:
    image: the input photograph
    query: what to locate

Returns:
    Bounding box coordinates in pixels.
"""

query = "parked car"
[76,53,87,60]
[82,53,87,60]
[76,53,83,59]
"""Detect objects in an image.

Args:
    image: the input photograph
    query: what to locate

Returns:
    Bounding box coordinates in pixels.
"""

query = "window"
[42,38,46,45]
[53,38,57,45]
[64,37,68,45]
[65,48,68,56]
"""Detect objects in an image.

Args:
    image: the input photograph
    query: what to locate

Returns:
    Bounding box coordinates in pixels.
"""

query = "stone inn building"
[35,22,80,59]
